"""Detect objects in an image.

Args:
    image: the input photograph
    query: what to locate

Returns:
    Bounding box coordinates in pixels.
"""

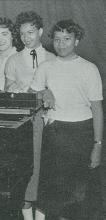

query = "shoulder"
[44,49,56,61]
[37,49,56,70]
[79,56,99,72]
[39,58,57,69]
[78,58,102,92]
[36,60,56,77]
[6,50,24,65]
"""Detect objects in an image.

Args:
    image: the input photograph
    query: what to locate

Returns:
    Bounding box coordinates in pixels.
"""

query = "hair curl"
[49,19,85,41]
[15,11,43,30]
[14,11,43,51]
[0,17,16,46]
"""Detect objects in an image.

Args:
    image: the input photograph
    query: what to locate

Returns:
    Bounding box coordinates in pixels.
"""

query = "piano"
[0,92,42,216]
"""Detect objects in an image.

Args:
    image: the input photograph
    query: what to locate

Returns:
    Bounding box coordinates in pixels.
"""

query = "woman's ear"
[75,39,79,46]
[39,28,43,37]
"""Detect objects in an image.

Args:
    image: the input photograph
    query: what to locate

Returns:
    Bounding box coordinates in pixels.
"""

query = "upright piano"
[0,92,42,215]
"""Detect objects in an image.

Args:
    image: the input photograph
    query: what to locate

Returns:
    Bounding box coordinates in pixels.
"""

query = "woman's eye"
[65,37,71,41]
[54,39,59,42]
[54,38,71,43]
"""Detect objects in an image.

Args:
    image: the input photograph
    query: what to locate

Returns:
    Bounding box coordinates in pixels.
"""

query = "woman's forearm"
[91,100,103,142]
[90,100,103,168]
[5,78,19,92]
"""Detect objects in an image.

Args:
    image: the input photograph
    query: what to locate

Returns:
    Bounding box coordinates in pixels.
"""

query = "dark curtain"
[0,0,105,95]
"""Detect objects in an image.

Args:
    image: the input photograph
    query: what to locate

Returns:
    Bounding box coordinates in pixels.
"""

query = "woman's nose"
[24,33,31,40]
[58,39,66,46]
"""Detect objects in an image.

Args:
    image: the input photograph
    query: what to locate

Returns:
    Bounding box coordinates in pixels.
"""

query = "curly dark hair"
[0,17,16,46]
[49,19,85,41]
[14,11,43,51]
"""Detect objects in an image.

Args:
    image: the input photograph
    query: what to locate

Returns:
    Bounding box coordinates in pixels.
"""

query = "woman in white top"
[5,11,55,220]
[31,19,103,220]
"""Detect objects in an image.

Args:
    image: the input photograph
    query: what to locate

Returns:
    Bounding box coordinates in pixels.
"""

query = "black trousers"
[37,119,103,219]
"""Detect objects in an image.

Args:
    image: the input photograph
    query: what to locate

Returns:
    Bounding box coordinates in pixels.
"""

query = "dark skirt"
[37,119,102,219]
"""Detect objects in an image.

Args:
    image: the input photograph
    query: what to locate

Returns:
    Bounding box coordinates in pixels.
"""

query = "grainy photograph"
[0,0,105,219]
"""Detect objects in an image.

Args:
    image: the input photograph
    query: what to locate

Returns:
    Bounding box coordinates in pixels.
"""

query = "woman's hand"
[90,143,102,168]
[42,89,55,109]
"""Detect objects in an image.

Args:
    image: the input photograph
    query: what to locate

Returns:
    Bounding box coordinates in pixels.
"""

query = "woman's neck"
[57,53,79,61]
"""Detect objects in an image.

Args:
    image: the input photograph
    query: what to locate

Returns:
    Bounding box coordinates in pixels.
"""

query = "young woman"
[30,19,103,220]
[5,11,55,220]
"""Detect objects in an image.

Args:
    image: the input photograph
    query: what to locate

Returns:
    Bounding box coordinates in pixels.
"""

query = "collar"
[24,44,44,55]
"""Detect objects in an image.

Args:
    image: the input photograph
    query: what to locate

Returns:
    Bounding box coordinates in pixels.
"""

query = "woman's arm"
[90,100,104,168]
[42,89,55,109]
[5,77,21,93]
[28,87,55,109]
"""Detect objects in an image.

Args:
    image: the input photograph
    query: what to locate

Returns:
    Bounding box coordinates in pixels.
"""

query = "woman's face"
[0,26,12,52]
[20,23,43,49]
[53,30,79,58]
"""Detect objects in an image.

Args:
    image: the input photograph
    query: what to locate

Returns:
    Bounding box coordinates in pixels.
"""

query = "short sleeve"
[31,62,47,91]
[4,55,16,81]
[86,64,103,101]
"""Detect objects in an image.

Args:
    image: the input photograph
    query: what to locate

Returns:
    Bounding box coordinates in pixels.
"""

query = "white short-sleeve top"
[5,45,55,92]
[0,47,16,91]
[31,56,103,122]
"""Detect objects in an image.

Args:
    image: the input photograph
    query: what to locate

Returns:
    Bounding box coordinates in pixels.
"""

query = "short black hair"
[49,19,85,41]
